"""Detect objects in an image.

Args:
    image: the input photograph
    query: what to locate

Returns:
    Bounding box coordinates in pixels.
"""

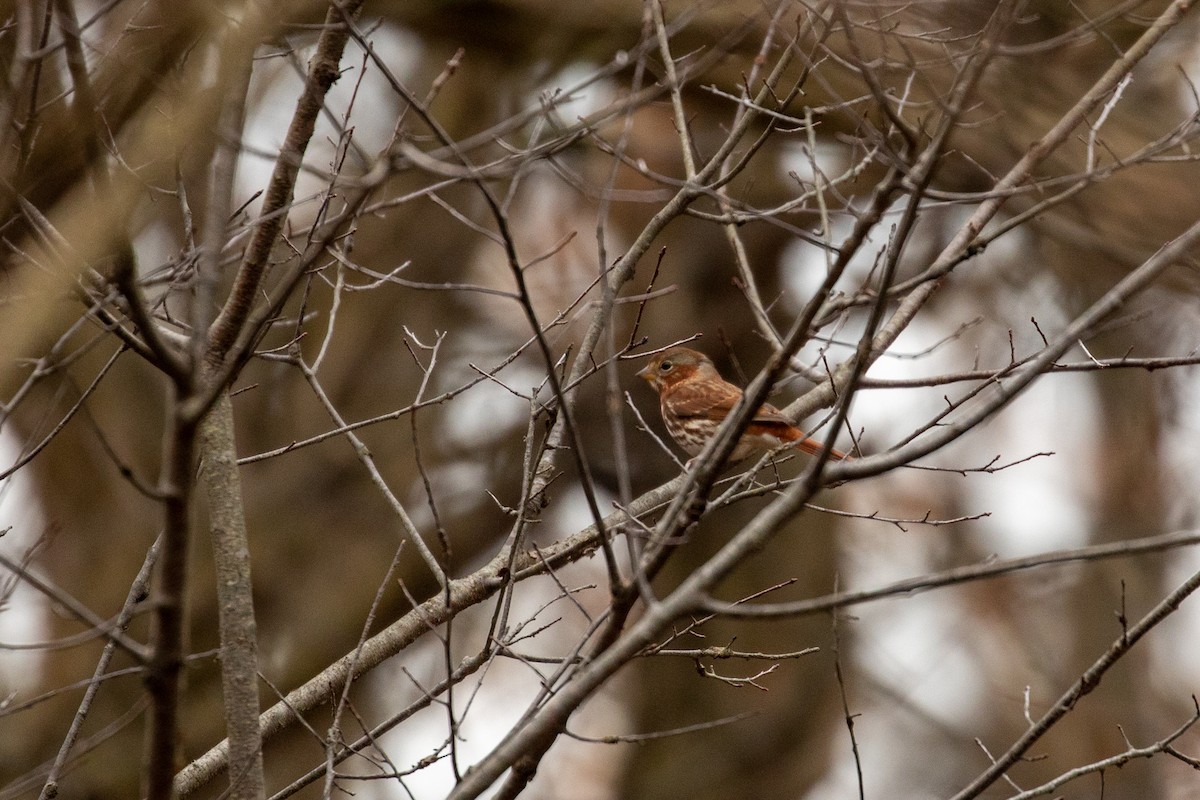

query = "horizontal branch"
[703,528,1200,618]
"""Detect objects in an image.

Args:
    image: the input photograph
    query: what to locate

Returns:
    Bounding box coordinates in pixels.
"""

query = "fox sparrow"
[636,346,849,462]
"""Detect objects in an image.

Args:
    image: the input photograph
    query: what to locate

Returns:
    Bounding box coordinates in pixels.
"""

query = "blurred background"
[3,1,1200,798]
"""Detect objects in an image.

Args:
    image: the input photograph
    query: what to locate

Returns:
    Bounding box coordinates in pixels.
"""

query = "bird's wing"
[669,381,793,427]
[750,400,794,427]
[667,379,741,420]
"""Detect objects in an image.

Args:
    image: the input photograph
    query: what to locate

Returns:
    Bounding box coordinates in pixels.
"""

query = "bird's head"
[635,346,715,392]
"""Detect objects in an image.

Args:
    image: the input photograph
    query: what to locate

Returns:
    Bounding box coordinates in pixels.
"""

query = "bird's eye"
[658,360,673,372]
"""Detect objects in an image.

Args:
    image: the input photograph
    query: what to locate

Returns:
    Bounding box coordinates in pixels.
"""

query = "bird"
[636,346,850,463]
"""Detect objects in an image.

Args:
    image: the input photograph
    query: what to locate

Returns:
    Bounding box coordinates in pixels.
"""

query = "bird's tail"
[784,428,852,460]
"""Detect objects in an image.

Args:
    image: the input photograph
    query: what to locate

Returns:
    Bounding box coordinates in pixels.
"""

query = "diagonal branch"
[205,0,367,371]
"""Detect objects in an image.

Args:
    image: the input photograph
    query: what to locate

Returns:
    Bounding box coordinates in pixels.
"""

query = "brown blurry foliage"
[3,1,1200,799]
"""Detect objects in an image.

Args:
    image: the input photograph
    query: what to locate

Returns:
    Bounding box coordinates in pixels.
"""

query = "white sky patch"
[806,594,987,800]
[0,430,49,695]
[539,62,618,121]
[542,483,615,542]
[798,226,1108,795]
[356,485,628,799]
[840,314,966,447]
[402,459,490,535]
[240,23,426,221]
[1147,363,1200,703]
[1163,362,1200,513]
[788,215,1094,557]
[778,136,852,187]
[1158,17,1200,109]
[1149,542,1200,696]
[438,361,540,451]
[962,374,1096,556]
[860,597,987,721]
[780,214,881,302]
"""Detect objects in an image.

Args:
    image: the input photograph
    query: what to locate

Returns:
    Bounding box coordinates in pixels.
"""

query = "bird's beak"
[635,364,654,382]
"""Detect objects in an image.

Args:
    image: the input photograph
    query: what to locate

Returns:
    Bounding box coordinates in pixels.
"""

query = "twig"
[950,571,1200,799]
[1004,705,1200,799]
[37,537,160,800]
